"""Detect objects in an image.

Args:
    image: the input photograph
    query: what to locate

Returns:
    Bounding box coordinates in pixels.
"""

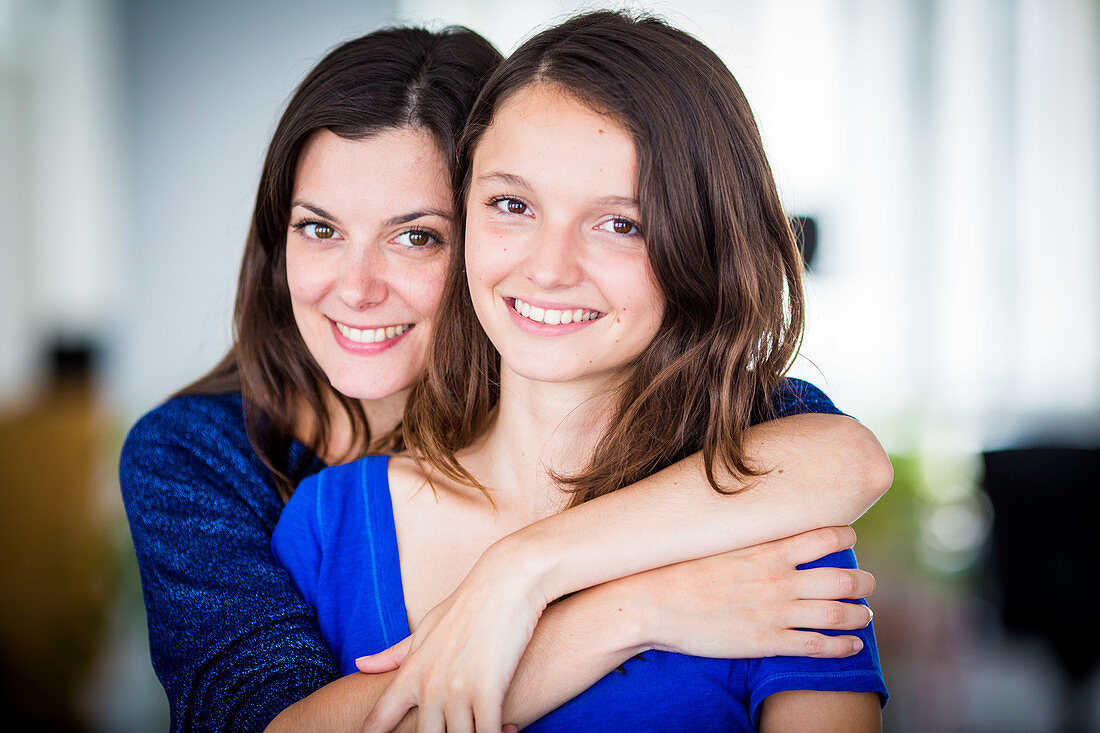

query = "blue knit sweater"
[119,380,842,732]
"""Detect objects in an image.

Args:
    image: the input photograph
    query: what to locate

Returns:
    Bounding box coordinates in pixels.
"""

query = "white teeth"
[511,298,600,326]
[336,322,410,344]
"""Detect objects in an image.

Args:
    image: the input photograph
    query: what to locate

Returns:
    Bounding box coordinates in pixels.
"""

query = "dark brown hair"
[179,26,502,501]
[405,11,805,506]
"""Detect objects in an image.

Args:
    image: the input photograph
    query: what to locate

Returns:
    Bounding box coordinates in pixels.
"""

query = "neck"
[297,387,410,465]
[460,367,620,513]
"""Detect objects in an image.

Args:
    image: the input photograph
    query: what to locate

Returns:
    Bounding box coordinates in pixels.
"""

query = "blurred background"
[0,0,1097,730]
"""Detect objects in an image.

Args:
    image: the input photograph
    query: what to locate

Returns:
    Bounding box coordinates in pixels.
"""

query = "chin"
[327,373,410,403]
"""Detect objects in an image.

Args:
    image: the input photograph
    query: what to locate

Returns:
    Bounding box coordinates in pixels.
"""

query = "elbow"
[844,419,893,516]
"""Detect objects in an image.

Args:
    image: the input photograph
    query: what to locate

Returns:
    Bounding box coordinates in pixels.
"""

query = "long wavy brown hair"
[178,27,502,501]
[404,11,805,507]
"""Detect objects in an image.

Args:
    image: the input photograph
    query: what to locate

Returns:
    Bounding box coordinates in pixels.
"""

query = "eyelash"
[290,218,338,240]
[394,227,445,248]
[598,217,642,237]
[486,195,531,216]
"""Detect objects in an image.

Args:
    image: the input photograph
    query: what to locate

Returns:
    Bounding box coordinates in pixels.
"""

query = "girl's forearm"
[502,582,646,727]
[492,413,891,604]
[263,587,642,731]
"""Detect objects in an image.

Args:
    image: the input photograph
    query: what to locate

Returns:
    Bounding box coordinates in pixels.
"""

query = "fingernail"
[868,608,874,622]
[852,638,864,653]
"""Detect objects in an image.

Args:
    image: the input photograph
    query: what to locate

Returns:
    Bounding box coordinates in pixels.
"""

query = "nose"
[522,222,584,290]
[337,243,388,310]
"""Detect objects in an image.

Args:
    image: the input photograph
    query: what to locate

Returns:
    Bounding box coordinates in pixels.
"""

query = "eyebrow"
[291,201,342,224]
[476,172,638,209]
[476,171,531,189]
[593,195,639,209]
[290,201,451,227]
[383,208,452,227]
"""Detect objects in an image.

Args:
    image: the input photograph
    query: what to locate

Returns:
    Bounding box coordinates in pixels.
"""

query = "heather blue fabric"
[119,393,334,733]
[119,379,848,732]
[273,454,886,732]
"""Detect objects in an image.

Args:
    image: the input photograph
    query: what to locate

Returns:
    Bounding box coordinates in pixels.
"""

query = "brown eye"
[507,199,527,215]
[599,217,639,236]
[395,229,439,248]
[314,224,335,239]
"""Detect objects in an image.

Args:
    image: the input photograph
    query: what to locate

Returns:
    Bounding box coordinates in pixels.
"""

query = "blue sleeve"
[119,397,338,733]
[745,549,888,725]
[767,377,845,420]
[271,475,324,613]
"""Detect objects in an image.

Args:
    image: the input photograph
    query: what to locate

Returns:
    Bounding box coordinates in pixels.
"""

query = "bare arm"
[759,691,882,732]
[271,528,875,732]
[515,413,891,604]
[360,413,891,731]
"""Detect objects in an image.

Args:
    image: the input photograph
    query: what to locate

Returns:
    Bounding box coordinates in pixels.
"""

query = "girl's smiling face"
[464,84,665,388]
[286,127,451,402]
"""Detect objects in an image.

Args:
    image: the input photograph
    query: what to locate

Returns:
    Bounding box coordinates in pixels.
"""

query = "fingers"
[786,600,874,631]
[472,691,503,733]
[774,629,865,658]
[782,526,857,565]
[415,704,444,733]
[357,637,413,674]
[440,702,473,733]
[363,685,418,733]
[795,567,875,600]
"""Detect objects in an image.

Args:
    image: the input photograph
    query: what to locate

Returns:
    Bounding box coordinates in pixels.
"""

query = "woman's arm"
[360,410,891,731]
[267,528,874,731]
[515,412,891,604]
[759,691,882,732]
[120,395,339,733]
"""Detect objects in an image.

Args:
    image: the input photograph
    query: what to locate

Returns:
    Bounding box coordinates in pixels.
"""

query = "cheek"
[616,261,666,335]
[285,245,329,306]
[465,221,520,289]
[400,256,449,319]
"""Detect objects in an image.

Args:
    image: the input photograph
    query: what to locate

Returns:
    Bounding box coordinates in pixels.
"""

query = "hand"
[357,544,545,733]
[620,526,875,659]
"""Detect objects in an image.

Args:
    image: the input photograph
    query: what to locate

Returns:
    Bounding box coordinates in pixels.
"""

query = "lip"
[503,296,603,336]
[329,318,413,354]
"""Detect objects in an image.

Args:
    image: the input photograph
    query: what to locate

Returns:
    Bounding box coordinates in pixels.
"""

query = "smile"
[334,321,413,344]
[509,297,603,325]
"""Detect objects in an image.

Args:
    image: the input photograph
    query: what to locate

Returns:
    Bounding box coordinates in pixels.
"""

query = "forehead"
[294,127,452,211]
[472,84,637,192]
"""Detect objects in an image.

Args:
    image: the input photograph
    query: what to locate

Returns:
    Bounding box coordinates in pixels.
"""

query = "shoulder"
[119,391,283,526]
[280,455,391,535]
[122,391,248,466]
[766,378,845,420]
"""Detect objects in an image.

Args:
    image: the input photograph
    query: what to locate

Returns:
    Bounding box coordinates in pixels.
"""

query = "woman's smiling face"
[286,127,451,402]
[464,84,665,388]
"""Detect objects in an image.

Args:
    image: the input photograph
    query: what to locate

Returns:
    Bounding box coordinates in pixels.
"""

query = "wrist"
[486,524,562,606]
[480,530,556,609]
[574,577,654,657]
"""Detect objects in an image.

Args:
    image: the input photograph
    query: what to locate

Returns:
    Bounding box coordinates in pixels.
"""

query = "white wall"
[110,0,398,418]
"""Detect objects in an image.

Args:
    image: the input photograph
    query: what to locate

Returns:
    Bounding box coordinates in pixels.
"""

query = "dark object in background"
[789,215,817,269]
[48,338,99,386]
[982,446,1100,733]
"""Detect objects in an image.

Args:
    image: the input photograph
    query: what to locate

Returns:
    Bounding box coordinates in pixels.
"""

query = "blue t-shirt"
[273,453,887,731]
